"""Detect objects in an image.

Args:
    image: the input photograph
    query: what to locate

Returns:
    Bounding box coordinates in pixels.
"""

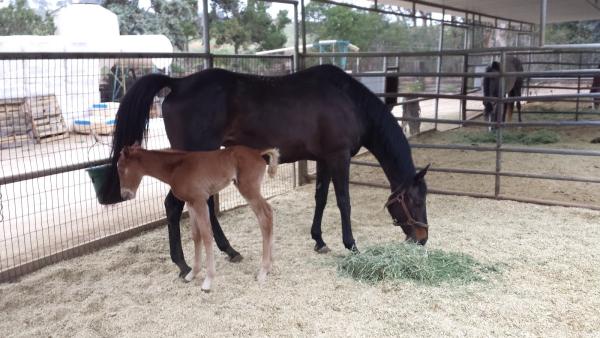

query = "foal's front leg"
[184,210,202,283]
[191,202,216,292]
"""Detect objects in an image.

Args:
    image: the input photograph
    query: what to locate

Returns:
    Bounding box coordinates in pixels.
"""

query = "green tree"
[103,0,199,51]
[546,20,600,44]
[305,3,413,52]
[210,0,290,54]
[0,0,55,35]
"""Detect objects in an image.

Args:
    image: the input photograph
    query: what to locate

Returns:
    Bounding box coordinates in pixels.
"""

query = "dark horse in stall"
[483,56,524,126]
[100,64,430,278]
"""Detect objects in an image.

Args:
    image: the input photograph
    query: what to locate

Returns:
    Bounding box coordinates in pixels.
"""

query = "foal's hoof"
[314,244,331,254]
[201,287,211,293]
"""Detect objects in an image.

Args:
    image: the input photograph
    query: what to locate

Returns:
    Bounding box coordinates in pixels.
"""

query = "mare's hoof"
[314,244,331,254]
[226,248,243,263]
[350,244,360,254]
[228,253,244,263]
[178,266,192,279]
[183,271,195,283]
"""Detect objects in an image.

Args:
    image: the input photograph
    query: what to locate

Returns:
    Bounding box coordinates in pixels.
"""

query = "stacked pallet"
[0,98,31,148]
[26,95,69,143]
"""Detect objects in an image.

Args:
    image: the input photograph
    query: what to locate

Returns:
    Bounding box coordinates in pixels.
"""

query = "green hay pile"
[461,129,559,145]
[337,243,498,285]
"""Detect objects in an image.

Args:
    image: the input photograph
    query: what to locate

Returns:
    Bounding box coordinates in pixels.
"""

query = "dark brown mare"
[483,56,524,126]
[101,64,429,278]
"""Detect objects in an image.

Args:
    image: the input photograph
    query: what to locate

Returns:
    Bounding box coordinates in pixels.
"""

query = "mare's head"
[385,165,429,245]
[116,143,144,201]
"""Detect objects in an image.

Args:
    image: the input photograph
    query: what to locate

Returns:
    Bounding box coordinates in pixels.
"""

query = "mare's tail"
[100,73,174,204]
[260,148,280,178]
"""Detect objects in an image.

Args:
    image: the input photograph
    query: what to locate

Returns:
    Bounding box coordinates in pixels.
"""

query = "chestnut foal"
[117,144,279,291]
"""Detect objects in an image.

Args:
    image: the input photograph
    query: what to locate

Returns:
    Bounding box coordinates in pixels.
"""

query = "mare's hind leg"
[326,152,358,252]
[165,191,192,278]
[208,196,243,262]
[311,160,331,253]
[184,211,202,282]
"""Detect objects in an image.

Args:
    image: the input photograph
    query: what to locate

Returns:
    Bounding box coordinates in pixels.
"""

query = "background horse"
[101,64,429,278]
[117,144,278,291]
[483,56,524,125]
[590,64,600,110]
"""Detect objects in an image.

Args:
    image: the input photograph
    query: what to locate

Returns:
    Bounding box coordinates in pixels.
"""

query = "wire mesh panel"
[0,53,295,281]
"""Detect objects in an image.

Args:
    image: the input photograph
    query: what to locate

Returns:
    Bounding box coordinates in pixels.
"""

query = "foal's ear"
[122,146,130,158]
[414,164,430,182]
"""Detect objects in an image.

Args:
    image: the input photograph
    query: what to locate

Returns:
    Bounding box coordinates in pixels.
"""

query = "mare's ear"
[414,164,430,182]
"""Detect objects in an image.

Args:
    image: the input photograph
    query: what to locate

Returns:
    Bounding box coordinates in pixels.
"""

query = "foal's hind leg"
[311,160,331,253]
[248,196,274,283]
[237,171,274,282]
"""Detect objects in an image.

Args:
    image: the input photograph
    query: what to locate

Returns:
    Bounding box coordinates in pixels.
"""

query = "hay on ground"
[338,243,497,285]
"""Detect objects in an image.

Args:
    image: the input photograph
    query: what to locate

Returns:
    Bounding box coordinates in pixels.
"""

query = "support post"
[297,160,309,186]
[460,53,469,121]
[301,0,306,55]
[539,0,547,47]
[575,53,583,121]
[201,0,211,68]
[434,8,445,130]
[495,51,507,197]
[293,3,299,72]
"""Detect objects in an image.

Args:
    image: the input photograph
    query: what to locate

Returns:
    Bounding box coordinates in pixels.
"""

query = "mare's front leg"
[311,160,332,253]
[208,196,243,262]
[165,191,192,278]
[326,153,358,252]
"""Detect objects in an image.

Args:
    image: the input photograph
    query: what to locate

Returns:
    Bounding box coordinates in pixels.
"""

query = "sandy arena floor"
[1,184,599,337]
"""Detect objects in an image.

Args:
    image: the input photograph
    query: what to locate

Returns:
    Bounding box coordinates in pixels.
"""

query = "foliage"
[210,0,290,54]
[338,242,498,285]
[460,129,560,145]
[546,20,600,45]
[103,0,199,51]
[0,0,55,35]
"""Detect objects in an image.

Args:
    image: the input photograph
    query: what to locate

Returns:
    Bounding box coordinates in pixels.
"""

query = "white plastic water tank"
[54,4,120,39]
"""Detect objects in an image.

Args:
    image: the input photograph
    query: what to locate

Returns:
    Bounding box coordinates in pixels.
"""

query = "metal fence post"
[434,9,446,131]
[495,51,507,197]
[460,53,469,121]
[575,53,583,121]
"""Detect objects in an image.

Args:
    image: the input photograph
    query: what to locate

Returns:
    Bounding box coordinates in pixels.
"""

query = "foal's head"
[385,165,429,245]
[117,144,144,200]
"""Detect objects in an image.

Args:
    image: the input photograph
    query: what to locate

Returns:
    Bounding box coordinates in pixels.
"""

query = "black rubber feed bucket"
[86,164,124,204]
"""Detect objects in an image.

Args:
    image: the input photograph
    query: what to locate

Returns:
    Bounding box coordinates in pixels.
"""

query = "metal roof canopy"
[377,0,600,24]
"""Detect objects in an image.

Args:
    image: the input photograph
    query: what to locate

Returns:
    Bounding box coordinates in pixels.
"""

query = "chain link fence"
[0,53,294,281]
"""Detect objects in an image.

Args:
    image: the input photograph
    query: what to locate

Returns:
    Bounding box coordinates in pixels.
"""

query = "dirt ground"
[1,184,600,337]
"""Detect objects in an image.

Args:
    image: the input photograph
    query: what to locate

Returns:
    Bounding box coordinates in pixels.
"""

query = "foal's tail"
[260,148,280,178]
